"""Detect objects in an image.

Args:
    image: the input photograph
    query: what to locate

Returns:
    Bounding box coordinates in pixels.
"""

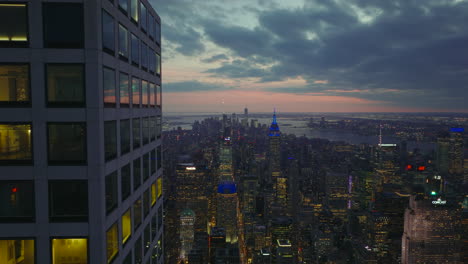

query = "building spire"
[272,108,277,124]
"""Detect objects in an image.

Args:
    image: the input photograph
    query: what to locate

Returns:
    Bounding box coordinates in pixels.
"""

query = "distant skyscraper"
[180,208,196,261]
[448,128,464,176]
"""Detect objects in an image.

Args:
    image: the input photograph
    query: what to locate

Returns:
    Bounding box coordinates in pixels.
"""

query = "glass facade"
[104,121,117,161]
[119,72,130,106]
[47,123,86,164]
[103,67,116,107]
[140,3,147,32]
[46,64,85,107]
[122,208,132,244]
[106,222,119,263]
[133,157,141,190]
[121,163,131,201]
[131,34,140,65]
[132,77,140,107]
[0,180,34,222]
[43,3,84,48]
[49,180,88,222]
[141,42,148,70]
[105,171,118,214]
[0,3,28,47]
[149,82,155,107]
[51,238,88,264]
[119,24,129,59]
[0,64,29,105]
[141,80,148,107]
[119,0,128,14]
[120,119,131,155]
[133,118,141,149]
[0,239,35,264]
[102,10,115,54]
[0,123,32,164]
[131,0,139,23]
[133,198,142,230]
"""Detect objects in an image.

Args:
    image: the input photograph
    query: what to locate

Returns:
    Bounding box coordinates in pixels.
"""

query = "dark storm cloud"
[201,0,468,110]
[163,24,205,56]
[201,54,230,63]
[204,60,267,78]
[164,81,232,93]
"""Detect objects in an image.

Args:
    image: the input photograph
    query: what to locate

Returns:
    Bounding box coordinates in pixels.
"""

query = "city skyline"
[153,0,468,113]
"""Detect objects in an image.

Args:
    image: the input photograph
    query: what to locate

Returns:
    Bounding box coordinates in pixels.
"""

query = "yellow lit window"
[151,182,156,206]
[0,124,32,162]
[106,223,118,263]
[122,209,132,244]
[0,4,28,46]
[51,238,87,264]
[157,177,162,198]
[0,239,35,264]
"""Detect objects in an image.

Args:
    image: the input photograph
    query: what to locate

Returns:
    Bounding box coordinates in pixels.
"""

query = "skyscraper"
[0,0,163,263]
[180,208,196,261]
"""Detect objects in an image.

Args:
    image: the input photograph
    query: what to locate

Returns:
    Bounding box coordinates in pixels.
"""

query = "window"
[131,34,139,66]
[151,181,156,206]
[149,83,155,107]
[0,123,32,164]
[123,251,132,264]
[140,3,147,33]
[150,150,156,174]
[141,42,148,70]
[103,67,116,107]
[121,163,131,201]
[131,0,138,23]
[102,10,115,54]
[133,158,141,191]
[150,117,156,142]
[155,20,161,45]
[0,64,30,105]
[120,119,130,155]
[119,0,128,14]
[105,172,118,215]
[51,238,88,264]
[49,180,88,222]
[134,236,142,264]
[142,118,149,145]
[156,116,161,139]
[132,118,140,149]
[106,222,119,263]
[119,72,130,107]
[157,177,162,198]
[46,64,85,107]
[143,189,149,216]
[133,198,142,230]
[151,214,157,239]
[104,121,117,161]
[148,49,155,73]
[144,224,150,254]
[47,123,86,164]
[141,80,148,107]
[122,208,132,244]
[132,77,140,107]
[119,24,129,60]
[143,152,149,182]
[156,85,162,107]
[148,14,155,40]
[155,52,161,76]
[43,3,84,48]
[0,239,35,264]
[0,3,28,47]
[157,206,162,231]
[157,146,162,169]
[0,181,34,222]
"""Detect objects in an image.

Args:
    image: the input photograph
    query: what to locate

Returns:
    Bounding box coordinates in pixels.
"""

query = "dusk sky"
[151,0,468,113]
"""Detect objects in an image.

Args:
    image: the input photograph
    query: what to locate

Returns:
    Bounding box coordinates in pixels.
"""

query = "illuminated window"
[106,222,119,263]
[141,80,148,107]
[130,0,138,23]
[132,118,140,149]
[143,189,149,216]
[49,180,88,222]
[119,72,130,107]
[43,3,84,48]
[0,239,35,264]
[0,181,34,222]
[121,163,131,201]
[0,3,28,48]
[155,52,161,76]
[151,182,156,206]
[142,117,149,145]
[156,85,161,107]
[143,153,149,182]
[120,119,130,155]
[122,208,132,244]
[47,123,86,164]
[0,123,32,164]
[132,77,140,107]
[51,238,88,264]
[104,121,117,161]
[46,64,85,107]
[103,67,116,107]
[157,177,162,198]
[133,158,141,191]
[141,42,148,70]
[149,83,155,107]
[0,64,29,105]
[141,3,147,32]
[131,34,139,66]
[105,172,118,215]
[119,0,128,14]
[102,10,115,54]
[119,24,129,60]
[133,198,142,230]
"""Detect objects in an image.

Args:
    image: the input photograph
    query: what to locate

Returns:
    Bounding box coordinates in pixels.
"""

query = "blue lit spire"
[269,108,280,136]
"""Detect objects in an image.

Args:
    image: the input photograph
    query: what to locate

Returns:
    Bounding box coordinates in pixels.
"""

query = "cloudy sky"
[150,0,468,113]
